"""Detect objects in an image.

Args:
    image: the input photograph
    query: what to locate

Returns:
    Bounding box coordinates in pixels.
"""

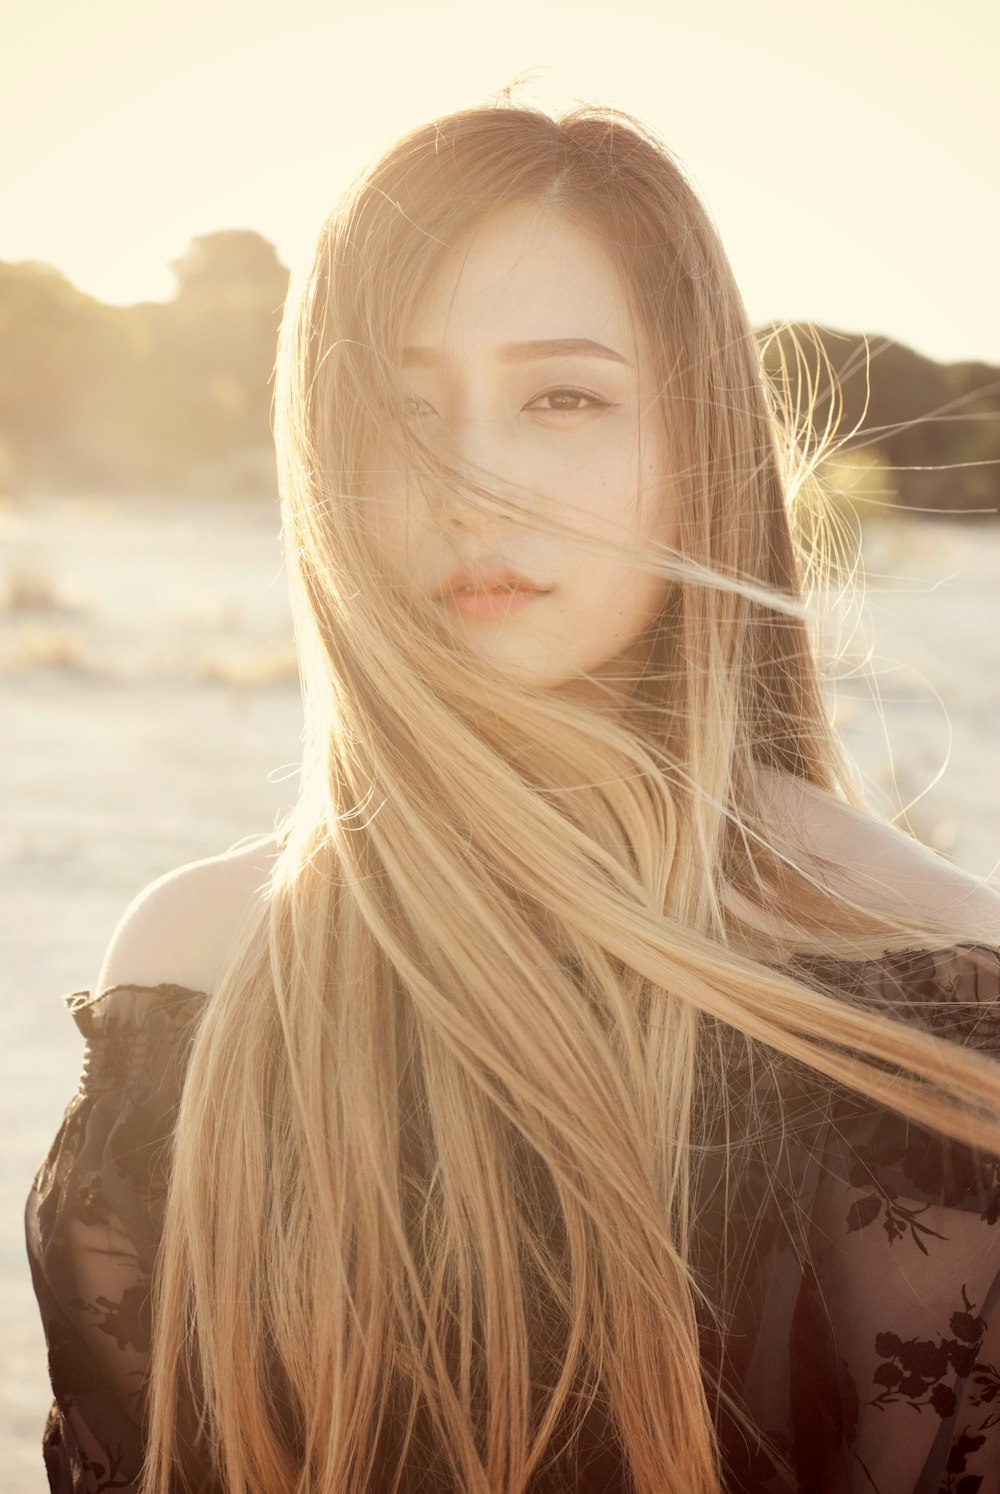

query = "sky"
[3,0,998,366]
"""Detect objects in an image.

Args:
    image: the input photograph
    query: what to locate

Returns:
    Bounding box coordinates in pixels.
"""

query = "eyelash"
[402,387,612,420]
[529,387,611,416]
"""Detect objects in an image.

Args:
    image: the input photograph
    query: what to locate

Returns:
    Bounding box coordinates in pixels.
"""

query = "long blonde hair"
[142,101,1000,1493]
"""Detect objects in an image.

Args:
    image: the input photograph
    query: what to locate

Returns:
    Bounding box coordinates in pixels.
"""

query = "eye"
[398,388,613,422]
[526,387,611,416]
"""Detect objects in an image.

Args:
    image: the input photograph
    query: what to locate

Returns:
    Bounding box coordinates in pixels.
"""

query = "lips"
[435,566,549,598]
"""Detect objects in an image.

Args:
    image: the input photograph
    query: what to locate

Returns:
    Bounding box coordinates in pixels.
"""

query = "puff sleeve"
[25,983,208,1492]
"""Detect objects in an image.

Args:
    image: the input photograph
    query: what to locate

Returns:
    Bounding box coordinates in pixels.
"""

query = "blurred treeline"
[0,230,286,500]
[757,324,1000,521]
[1,227,998,514]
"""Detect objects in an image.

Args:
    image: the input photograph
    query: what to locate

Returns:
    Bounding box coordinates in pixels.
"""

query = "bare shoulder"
[759,768,1000,941]
[93,833,282,998]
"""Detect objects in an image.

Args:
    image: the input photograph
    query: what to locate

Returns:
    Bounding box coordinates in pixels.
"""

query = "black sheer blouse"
[25,944,1000,1492]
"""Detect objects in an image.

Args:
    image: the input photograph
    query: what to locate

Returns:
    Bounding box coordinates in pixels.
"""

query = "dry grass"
[198,645,299,687]
[0,626,90,672]
[2,562,78,614]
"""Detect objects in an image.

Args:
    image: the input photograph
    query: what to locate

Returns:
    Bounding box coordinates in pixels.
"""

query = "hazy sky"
[4,0,998,365]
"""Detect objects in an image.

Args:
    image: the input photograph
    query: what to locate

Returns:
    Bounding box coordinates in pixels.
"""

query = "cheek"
[362,462,414,564]
[636,466,677,557]
[583,559,667,648]
[638,413,677,542]
[646,488,678,554]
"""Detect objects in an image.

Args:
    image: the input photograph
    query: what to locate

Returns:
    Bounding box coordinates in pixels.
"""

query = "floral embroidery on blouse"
[25,946,1000,1491]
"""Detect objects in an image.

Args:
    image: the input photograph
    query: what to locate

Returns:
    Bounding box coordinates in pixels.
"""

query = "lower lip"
[441,587,547,618]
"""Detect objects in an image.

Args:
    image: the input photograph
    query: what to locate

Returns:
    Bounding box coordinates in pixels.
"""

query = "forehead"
[403,200,636,362]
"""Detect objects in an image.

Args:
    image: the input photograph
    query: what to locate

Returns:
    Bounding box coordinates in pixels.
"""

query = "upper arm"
[758,769,1000,943]
[813,801,1000,940]
[95,836,279,996]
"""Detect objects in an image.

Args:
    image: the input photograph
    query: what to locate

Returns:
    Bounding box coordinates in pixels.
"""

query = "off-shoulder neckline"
[65,981,213,1014]
[62,941,1000,1015]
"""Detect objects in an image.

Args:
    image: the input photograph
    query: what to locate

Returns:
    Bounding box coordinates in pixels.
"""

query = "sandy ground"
[1,493,997,1491]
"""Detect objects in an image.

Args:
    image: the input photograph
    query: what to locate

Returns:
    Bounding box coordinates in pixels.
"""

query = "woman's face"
[365,199,676,704]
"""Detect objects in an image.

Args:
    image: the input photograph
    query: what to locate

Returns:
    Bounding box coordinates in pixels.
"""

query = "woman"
[26,100,1000,1493]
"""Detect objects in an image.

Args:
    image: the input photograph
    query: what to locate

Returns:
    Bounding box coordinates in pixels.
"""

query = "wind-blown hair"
[142,102,1000,1493]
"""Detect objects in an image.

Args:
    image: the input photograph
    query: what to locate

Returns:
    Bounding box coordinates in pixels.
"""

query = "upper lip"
[435,567,550,598]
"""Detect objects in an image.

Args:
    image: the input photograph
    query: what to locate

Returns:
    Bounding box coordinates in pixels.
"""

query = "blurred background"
[3,1,998,1487]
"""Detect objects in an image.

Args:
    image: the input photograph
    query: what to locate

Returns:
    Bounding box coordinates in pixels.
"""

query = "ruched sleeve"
[728,943,1000,1494]
[25,983,208,1493]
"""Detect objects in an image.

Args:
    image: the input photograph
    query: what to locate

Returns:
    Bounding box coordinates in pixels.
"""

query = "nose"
[432,416,529,534]
[451,411,506,487]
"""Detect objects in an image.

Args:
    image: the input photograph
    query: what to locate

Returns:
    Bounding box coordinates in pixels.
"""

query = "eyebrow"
[401,337,632,368]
